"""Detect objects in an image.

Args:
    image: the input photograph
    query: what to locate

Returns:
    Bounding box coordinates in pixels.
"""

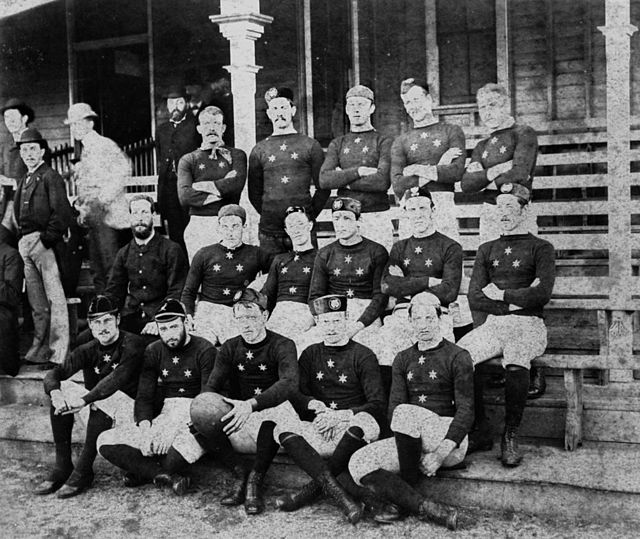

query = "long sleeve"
[247,147,264,214]
[43,348,88,395]
[319,138,360,189]
[40,171,71,248]
[295,348,316,411]
[435,125,466,185]
[390,136,413,199]
[503,242,555,309]
[357,246,389,326]
[134,348,160,423]
[0,247,23,309]
[198,346,216,393]
[494,126,538,188]
[177,154,211,208]
[460,141,490,193]
[180,250,205,315]
[348,352,385,418]
[213,148,247,198]
[388,354,409,420]
[204,343,233,393]
[308,250,331,306]
[165,242,189,300]
[104,246,129,309]
[468,243,510,315]
[444,350,474,446]
[309,140,330,219]
[347,136,392,193]
[427,242,463,305]
[261,258,279,313]
[253,338,298,411]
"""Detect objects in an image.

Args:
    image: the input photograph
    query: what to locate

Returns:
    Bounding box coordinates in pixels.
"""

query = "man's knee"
[352,412,380,442]
[391,404,436,437]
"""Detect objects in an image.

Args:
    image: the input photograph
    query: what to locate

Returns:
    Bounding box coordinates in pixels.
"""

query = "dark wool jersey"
[469,233,555,318]
[261,248,317,312]
[44,331,146,404]
[135,335,216,423]
[181,243,271,315]
[205,330,298,411]
[382,231,462,306]
[319,130,392,213]
[390,122,466,198]
[309,238,389,327]
[296,340,386,426]
[390,340,474,446]
[461,124,538,203]
[177,146,247,217]
[248,133,329,235]
[105,233,189,318]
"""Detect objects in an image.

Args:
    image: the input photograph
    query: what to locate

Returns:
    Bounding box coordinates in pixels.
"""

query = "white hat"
[64,103,98,124]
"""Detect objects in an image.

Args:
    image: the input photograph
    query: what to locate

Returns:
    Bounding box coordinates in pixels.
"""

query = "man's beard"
[164,327,187,349]
[132,223,153,239]
[170,108,187,122]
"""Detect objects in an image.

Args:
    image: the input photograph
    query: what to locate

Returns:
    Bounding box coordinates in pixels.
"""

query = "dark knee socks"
[253,421,279,474]
[505,365,529,428]
[99,444,164,480]
[279,433,329,480]
[361,469,422,513]
[328,426,366,477]
[473,369,488,429]
[50,406,74,474]
[162,447,189,475]
[395,432,422,487]
[71,409,112,482]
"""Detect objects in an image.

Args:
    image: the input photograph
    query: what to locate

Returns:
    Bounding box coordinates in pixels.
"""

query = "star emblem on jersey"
[355,267,364,276]
[403,258,411,267]
[414,246,423,254]
[213,264,221,272]
[346,289,354,298]
[433,139,441,147]
[490,137,498,144]
[329,401,338,410]
[259,364,267,371]
[343,148,350,154]
[410,143,418,152]
[293,254,300,262]
[280,143,287,151]
[493,260,500,267]
[238,364,245,371]
[172,356,180,364]
[268,155,276,162]
[429,370,437,380]
[362,145,369,153]
[425,259,433,267]
[420,132,428,139]
[482,150,488,159]
[103,354,111,363]
[246,351,254,360]
[291,152,298,160]
[281,176,289,184]
[418,355,426,365]
[499,145,507,154]
[418,394,427,403]
[344,255,352,264]
[236,264,244,272]
[178,388,185,393]
[505,246,512,255]
[289,286,297,294]
[226,252,234,259]
[354,137,361,144]
[338,374,348,384]
[316,371,324,380]
[223,288,231,295]
[254,388,262,395]
[513,259,521,268]
[218,161,225,168]
[333,268,341,276]
[94,366,100,374]
[162,369,169,377]
[184,369,192,378]
[302,266,311,274]
[327,359,335,368]
[198,163,205,170]
[111,363,118,370]
[407,371,414,381]
[281,267,288,274]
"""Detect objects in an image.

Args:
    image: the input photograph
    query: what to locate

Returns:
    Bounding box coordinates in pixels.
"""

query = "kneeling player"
[348,292,473,529]
[97,299,215,494]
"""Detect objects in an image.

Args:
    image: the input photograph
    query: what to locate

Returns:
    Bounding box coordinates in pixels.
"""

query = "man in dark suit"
[155,86,199,254]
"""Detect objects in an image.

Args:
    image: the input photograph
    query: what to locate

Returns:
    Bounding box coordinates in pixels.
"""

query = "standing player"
[248,87,329,260]
[457,184,555,466]
[319,85,393,251]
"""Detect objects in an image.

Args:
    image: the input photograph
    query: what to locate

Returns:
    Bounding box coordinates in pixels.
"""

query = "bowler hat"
[64,103,98,124]
[163,85,188,100]
[17,127,46,146]
[1,98,35,124]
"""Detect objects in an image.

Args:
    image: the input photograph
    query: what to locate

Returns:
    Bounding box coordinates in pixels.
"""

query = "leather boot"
[501,426,523,467]
[527,367,546,400]
[220,465,248,506]
[244,470,265,515]
[418,499,458,531]
[153,473,191,495]
[318,471,363,524]
[467,427,494,454]
[275,479,322,512]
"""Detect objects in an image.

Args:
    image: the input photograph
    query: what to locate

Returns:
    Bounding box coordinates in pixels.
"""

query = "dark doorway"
[76,43,151,146]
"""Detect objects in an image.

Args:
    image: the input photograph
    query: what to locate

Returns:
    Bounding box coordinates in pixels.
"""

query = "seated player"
[261,206,316,345]
[246,294,386,522]
[305,197,388,357]
[348,292,473,530]
[378,186,463,367]
[181,203,270,346]
[190,289,298,514]
[34,295,146,498]
[97,299,216,495]
[457,184,555,466]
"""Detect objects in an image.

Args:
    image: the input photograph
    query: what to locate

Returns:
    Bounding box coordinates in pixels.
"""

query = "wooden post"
[210,0,273,246]
[598,0,636,382]
[564,369,583,451]
[424,0,439,105]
